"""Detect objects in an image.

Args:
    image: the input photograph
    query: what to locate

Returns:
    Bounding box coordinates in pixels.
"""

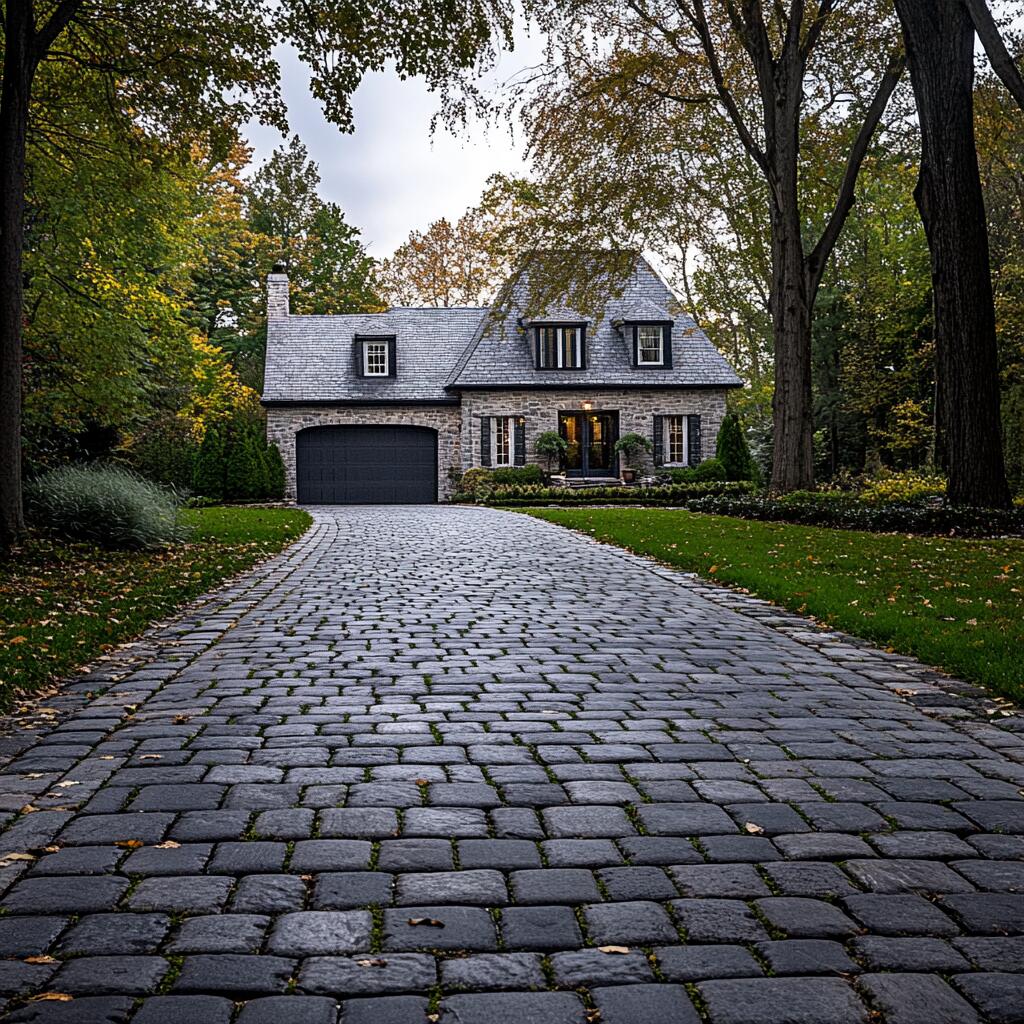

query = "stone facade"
[459,388,729,477]
[266,404,462,501]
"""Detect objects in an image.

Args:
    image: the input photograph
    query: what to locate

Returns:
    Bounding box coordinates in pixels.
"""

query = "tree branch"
[805,51,906,300]
[964,0,1024,113]
[33,0,85,61]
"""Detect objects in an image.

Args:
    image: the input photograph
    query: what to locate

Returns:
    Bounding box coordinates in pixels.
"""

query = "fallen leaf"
[585,1010,603,1023]
[153,841,180,849]
[407,918,445,928]
[427,1016,440,1023]
[8,636,28,645]
[355,958,388,967]
[42,845,61,853]
[19,805,39,814]
[597,945,630,954]
[24,955,58,964]
[743,822,765,835]
[138,754,162,761]
[115,840,144,849]
[98,756,115,761]
[29,993,73,1002]
[20,773,46,779]
[54,781,80,789]
[1,852,37,863]
[414,779,430,786]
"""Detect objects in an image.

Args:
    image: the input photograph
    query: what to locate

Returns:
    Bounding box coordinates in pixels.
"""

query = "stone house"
[262,255,741,502]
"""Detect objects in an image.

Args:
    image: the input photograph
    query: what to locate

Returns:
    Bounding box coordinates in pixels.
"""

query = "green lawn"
[0,507,311,706]
[526,508,1024,701]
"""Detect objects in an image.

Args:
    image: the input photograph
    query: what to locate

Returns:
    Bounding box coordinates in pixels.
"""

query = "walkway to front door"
[559,410,618,476]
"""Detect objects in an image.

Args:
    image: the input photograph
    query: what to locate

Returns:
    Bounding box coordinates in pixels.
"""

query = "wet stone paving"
[0,506,1022,1024]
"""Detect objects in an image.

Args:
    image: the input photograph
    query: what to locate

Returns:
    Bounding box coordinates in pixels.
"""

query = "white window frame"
[637,325,664,365]
[666,415,688,465]
[491,416,515,467]
[363,341,389,376]
[538,326,582,369]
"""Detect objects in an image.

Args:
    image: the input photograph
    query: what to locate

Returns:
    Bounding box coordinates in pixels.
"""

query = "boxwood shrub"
[455,480,756,506]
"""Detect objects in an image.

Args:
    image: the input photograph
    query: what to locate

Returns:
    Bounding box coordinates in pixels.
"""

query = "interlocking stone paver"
[0,506,1022,1018]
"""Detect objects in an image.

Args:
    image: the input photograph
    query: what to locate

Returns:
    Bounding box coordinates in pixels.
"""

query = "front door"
[559,412,618,477]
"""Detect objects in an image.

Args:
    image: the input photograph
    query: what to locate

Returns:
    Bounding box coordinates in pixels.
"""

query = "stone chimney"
[267,263,290,318]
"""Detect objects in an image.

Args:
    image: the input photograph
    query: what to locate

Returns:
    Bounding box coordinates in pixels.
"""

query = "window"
[363,341,388,376]
[491,416,515,467]
[667,415,688,464]
[637,325,664,365]
[536,326,584,369]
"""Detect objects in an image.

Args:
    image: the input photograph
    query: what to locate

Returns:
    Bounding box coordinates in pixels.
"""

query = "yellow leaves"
[29,993,73,1002]
[115,840,144,849]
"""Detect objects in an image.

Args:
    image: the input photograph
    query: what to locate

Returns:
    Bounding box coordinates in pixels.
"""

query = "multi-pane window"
[363,341,388,376]
[537,326,583,369]
[637,325,664,365]
[491,416,515,466]
[668,415,688,464]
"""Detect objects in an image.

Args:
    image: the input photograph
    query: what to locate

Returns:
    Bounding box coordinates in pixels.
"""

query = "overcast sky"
[244,29,545,258]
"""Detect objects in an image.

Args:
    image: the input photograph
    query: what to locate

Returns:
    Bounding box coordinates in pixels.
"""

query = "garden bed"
[0,506,311,705]
[526,507,1024,701]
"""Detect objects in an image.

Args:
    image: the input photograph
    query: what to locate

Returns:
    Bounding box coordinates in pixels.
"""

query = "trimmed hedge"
[684,492,1024,537]
[455,480,756,506]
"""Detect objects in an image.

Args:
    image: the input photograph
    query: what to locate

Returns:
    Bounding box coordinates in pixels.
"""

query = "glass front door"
[558,412,618,476]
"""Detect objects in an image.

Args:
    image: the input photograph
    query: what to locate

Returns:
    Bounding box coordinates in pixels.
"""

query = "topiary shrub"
[490,465,545,485]
[715,413,755,481]
[193,423,226,501]
[665,458,727,483]
[225,420,263,500]
[535,430,568,473]
[264,444,286,499]
[26,464,191,549]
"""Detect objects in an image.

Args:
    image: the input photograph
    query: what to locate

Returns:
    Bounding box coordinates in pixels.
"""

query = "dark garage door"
[296,425,437,504]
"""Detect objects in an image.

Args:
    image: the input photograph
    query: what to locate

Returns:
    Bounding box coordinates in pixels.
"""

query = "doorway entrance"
[558,411,619,477]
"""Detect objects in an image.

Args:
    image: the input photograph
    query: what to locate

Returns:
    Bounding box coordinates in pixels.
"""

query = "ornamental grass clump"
[26,464,191,550]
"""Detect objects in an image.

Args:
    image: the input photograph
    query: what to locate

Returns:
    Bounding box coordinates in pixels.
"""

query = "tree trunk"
[769,200,815,493]
[895,0,1011,508]
[0,1,35,549]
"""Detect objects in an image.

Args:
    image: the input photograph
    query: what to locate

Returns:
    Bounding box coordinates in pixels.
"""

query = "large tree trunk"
[769,163,815,493]
[0,2,35,549]
[895,0,1011,508]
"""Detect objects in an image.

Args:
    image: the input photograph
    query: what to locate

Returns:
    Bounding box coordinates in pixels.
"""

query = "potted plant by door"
[613,432,653,484]
[535,430,569,480]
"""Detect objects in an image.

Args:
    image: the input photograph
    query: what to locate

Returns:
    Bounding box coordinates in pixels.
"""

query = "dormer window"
[355,335,396,378]
[627,322,672,368]
[535,325,586,370]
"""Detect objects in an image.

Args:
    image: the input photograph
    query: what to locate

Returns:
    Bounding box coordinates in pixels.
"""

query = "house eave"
[261,397,461,408]
[445,381,741,392]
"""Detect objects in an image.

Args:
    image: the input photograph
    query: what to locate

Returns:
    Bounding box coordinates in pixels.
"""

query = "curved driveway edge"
[0,507,1021,1024]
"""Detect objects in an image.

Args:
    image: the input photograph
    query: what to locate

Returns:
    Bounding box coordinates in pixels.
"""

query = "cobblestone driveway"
[0,507,1022,1024]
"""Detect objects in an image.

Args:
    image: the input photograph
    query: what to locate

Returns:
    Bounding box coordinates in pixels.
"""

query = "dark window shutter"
[514,419,526,465]
[663,325,673,368]
[387,337,397,377]
[687,414,702,465]
[480,418,491,467]
[353,340,365,378]
[631,325,639,368]
[580,327,588,369]
[534,328,542,369]
[652,415,665,466]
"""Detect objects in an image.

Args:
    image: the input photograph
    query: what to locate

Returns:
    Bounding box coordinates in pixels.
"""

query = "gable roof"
[447,255,741,389]
[262,306,488,403]
[261,255,741,404]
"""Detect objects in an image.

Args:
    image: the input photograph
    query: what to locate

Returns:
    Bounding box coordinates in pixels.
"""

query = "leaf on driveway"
[743,822,765,834]
[407,918,445,928]
[597,945,630,954]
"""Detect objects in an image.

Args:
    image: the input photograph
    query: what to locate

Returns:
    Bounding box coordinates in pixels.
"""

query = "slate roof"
[448,255,741,389]
[261,256,740,404]
[262,307,488,403]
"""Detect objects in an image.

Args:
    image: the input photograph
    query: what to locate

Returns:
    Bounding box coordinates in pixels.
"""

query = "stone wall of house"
[265,404,462,501]
[459,388,730,476]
